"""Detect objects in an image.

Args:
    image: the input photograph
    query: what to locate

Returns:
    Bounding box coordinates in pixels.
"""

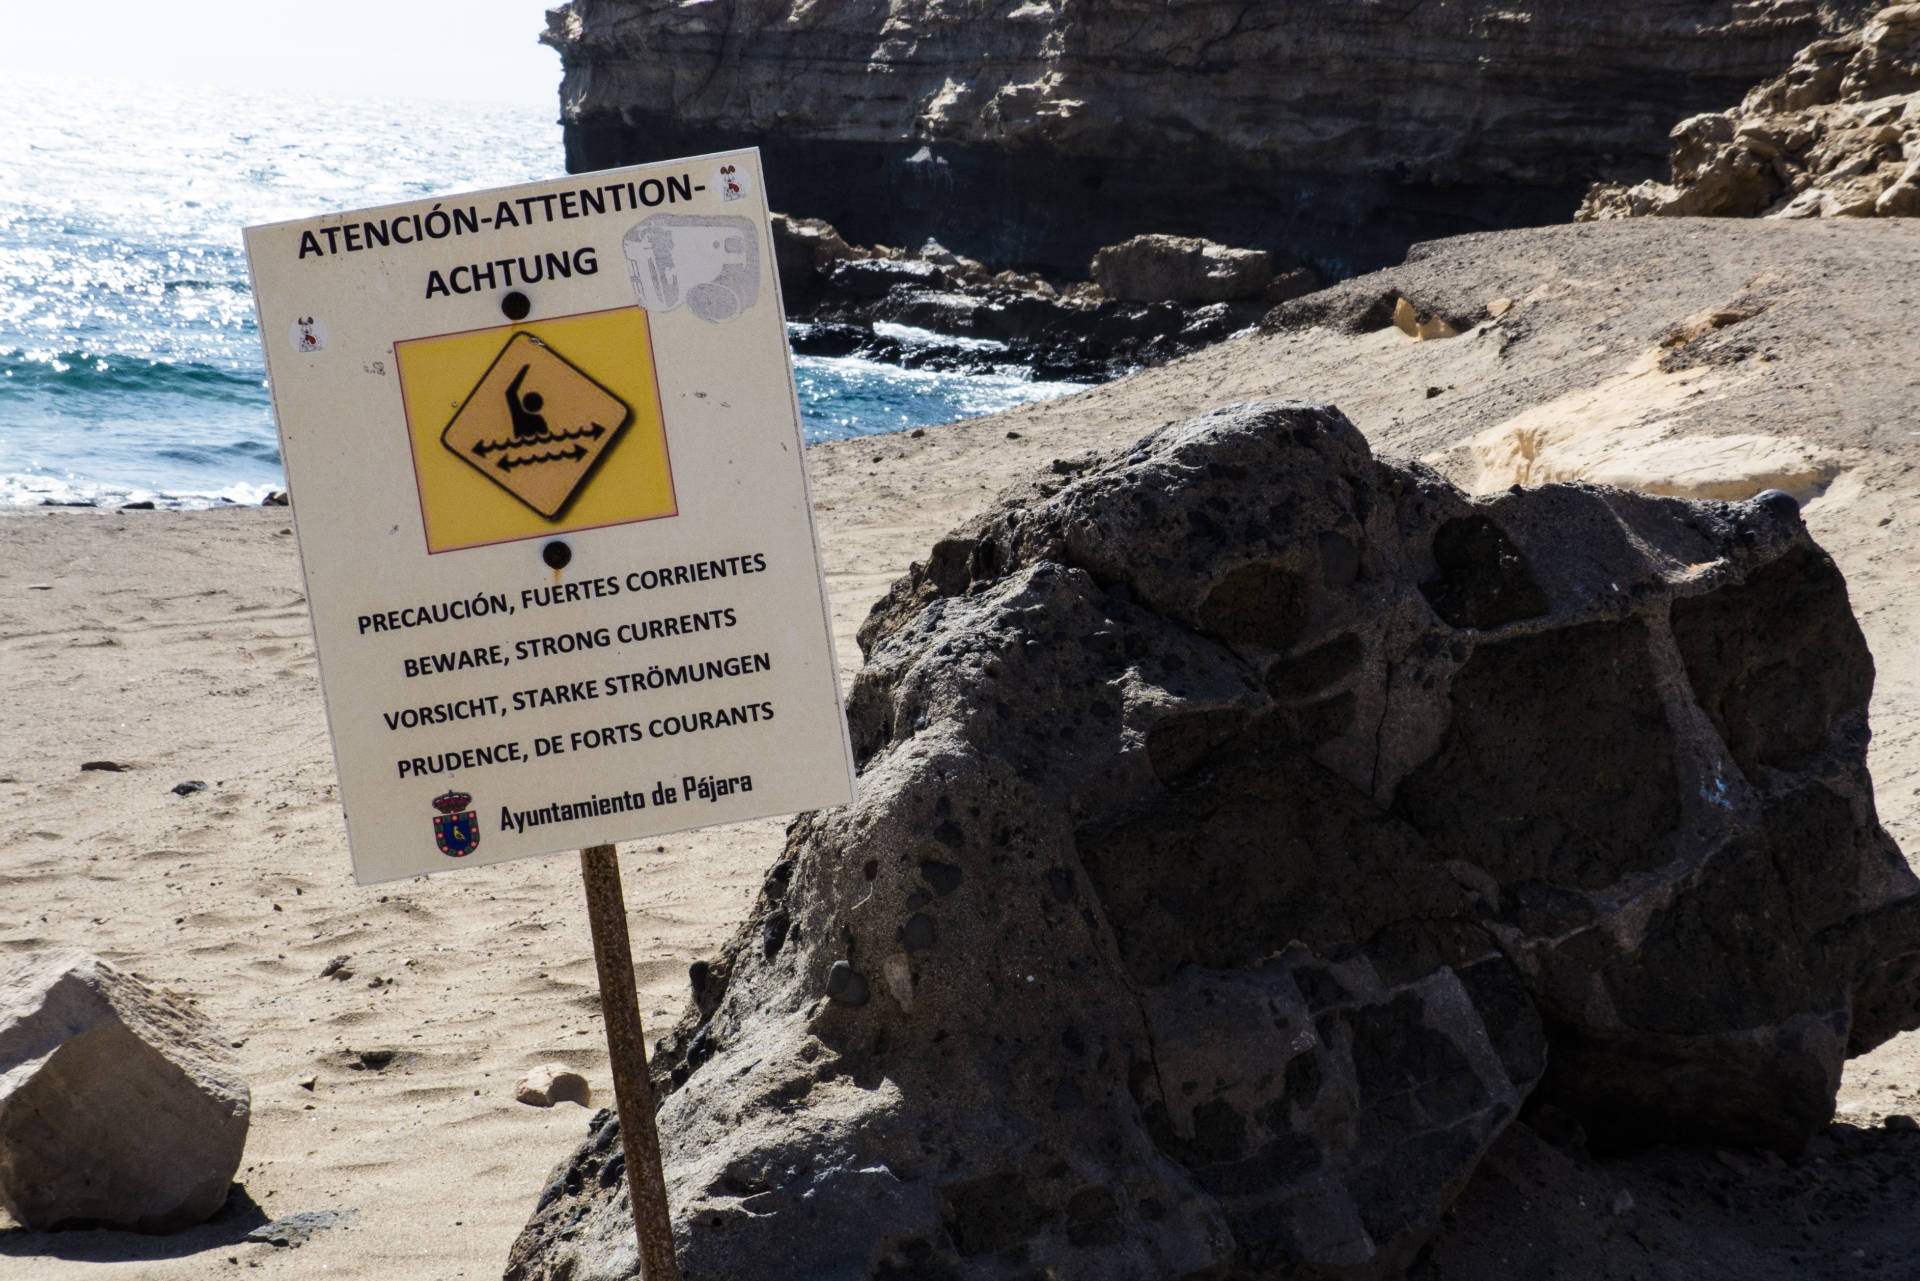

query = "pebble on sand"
[515,1063,592,1108]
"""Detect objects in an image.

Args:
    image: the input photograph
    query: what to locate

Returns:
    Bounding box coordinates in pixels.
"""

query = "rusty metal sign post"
[579,844,681,1280]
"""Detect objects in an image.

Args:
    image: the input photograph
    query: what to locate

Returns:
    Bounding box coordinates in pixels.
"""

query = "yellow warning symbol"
[442,333,629,518]
[396,307,674,553]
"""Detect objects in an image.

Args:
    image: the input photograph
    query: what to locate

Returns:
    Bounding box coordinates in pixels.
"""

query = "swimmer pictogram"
[439,332,632,518]
[505,366,548,436]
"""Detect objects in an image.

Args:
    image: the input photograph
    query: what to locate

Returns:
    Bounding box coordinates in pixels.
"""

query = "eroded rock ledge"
[508,403,1920,1280]
[544,0,1875,276]
[1582,4,1920,220]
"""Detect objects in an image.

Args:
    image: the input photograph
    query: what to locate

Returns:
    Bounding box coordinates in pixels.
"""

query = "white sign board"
[245,150,856,884]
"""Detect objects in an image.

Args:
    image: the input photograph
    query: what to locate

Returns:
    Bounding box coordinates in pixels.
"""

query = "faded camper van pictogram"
[623,215,760,325]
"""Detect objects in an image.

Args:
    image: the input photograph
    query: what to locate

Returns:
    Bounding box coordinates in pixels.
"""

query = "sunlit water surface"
[0,76,1083,508]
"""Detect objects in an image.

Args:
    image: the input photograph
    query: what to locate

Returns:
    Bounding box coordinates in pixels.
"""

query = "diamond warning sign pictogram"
[442,332,630,518]
[395,305,675,554]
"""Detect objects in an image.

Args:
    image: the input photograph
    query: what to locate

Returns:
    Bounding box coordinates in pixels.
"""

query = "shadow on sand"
[0,1183,273,1263]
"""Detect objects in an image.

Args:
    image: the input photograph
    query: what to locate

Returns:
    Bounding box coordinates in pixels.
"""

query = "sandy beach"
[3,216,1918,1279]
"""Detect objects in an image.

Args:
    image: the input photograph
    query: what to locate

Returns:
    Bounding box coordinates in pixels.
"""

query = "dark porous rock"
[823,257,947,300]
[245,1206,355,1247]
[769,212,855,308]
[786,320,880,359]
[506,402,1918,1281]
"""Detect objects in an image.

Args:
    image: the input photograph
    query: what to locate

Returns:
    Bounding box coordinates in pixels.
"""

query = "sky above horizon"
[0,0,563,109]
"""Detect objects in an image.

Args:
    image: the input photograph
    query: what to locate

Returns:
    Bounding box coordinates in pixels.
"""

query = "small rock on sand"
[515,1064,592,1108]
[245,1207,354,1247]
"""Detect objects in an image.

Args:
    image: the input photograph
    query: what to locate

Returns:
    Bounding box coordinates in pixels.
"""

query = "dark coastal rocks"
[545,1,1879,276]
[506,403,1919,1280]
[0,950,251,1231]
[772,215,1283,382]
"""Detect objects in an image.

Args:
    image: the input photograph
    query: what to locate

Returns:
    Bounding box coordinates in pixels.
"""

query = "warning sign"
[396,308,674,551]
[438,332,631,517]
[243,151,857,884]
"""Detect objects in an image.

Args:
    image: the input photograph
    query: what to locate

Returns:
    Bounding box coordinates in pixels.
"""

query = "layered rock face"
[1583,4,1920,219]
[544,0,1874,275]
[508,404,1920,1280]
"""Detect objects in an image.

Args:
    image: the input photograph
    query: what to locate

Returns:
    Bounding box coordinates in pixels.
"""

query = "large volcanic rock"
[507,403,1920,1280]
[543,0,1877,275]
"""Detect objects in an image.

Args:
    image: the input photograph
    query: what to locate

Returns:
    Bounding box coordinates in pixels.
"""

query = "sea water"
[0,76,1084,509]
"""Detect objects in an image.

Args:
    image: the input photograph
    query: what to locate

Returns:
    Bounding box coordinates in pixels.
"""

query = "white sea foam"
[0,468,278,510]
[869,320,1011,354]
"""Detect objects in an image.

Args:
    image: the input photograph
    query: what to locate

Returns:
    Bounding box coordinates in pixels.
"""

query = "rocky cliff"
[1581,4,1920,219]
[544,0,1879,276]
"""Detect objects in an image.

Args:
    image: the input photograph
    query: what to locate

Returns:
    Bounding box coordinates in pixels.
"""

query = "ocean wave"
[154,437,281,466]
[0,347,264,399]
[869,321,1011,354]
[160,278,252,296]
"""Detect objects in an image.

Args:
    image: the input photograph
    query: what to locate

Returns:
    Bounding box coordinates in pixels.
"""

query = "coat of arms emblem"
[432,789,480,858]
